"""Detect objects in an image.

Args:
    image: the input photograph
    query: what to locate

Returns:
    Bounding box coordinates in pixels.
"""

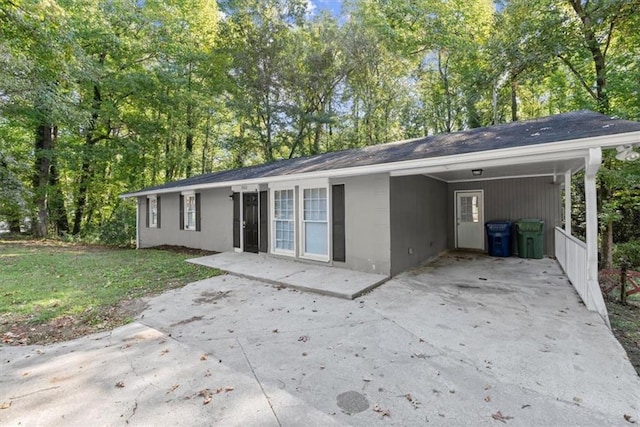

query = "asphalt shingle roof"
[124,110,640,196]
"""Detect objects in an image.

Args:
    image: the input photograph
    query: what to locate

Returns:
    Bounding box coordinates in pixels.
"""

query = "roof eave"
[120,130,640,199]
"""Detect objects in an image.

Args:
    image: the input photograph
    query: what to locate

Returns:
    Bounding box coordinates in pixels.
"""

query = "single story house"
[122,110,640,322]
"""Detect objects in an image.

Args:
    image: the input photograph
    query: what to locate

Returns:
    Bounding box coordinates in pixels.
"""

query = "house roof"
[122,110,640,197]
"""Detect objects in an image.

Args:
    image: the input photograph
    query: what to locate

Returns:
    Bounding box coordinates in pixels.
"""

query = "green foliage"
[0,241,216,325]
[0,0,638,253]
[613,241,640,270]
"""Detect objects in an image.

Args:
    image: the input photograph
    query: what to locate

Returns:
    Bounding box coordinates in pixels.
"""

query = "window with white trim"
[149,196,158,228]
[273,189,295,253]
[301,187,328,259]
[184,194,197,230]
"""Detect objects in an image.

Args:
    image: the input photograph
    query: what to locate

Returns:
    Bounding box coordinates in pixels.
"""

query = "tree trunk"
[511,79,518,122]
[33,123,53,238]
[48,127,70,235]
[73,83,102,235]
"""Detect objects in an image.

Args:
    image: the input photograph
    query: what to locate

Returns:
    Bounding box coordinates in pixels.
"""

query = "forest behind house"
[1,0,639,269]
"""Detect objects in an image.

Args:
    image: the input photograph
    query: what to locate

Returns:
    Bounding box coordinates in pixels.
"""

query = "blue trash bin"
[485,221,513,257]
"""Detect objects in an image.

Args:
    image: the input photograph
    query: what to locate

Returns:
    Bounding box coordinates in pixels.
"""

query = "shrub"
[614,241,640,270]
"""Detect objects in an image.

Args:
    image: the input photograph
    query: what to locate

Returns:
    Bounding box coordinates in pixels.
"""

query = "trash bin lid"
[516,219,544,232]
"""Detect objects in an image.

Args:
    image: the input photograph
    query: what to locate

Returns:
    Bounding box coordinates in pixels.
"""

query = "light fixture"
[471,169,483,176]
[615,145,640,162]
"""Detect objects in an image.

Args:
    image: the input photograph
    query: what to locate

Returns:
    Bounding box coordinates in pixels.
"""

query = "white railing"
[555,227,608,323]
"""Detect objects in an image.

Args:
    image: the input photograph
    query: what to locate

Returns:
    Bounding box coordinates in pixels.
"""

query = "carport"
[389,135,638,326]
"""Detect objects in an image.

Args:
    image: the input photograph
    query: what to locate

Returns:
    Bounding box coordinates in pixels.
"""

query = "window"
[273,189,295,254]
[460,195,479,223]
[180,192,199,231]
[149,196,158,228]
[184,194,197,230]
[302,187,328,259]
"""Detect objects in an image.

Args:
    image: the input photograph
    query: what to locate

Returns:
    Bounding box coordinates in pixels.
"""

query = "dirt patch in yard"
[606,301,640,376]
[149,245,217,256]
[1,298,149,346]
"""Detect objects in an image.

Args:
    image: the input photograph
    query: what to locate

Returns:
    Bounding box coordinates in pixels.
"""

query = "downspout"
[584,147,610,327]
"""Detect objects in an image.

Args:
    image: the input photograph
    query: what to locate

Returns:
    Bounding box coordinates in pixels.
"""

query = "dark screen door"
[243,193,259,253]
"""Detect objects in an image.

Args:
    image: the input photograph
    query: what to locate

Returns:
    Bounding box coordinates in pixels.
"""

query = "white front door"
[455,190,484,250]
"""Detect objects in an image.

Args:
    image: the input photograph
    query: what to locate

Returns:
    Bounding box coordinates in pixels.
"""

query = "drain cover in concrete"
[336,390,369,414]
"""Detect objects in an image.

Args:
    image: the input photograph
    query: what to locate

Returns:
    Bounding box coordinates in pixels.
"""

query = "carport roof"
[122,110,640,197]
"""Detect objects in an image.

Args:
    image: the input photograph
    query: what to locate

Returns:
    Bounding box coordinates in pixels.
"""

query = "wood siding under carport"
[389,175,448,275]
[447,177,561,256]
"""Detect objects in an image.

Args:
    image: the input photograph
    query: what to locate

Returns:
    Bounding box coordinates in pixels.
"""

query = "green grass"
[0,240,217,326]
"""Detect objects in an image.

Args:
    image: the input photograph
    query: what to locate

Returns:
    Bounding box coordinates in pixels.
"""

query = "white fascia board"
[446,173,557,184]
[120,130,640,199]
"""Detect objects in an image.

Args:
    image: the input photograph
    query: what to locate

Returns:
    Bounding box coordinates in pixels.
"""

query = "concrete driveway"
[2,254,639,426]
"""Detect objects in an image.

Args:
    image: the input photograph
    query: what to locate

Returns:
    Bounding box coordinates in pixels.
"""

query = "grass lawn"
[0,239,217,344]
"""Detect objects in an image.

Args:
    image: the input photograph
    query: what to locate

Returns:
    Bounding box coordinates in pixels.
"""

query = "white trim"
[183,193,197,231]
[181,190,195,196]
[232,184,259,193]
[445,172,556,184]
[298,184,330,263]
[135,199,140,249]
[121,131,640,199]
[147,195,158,228]
[454,189,485,250]
[270,186,296,257]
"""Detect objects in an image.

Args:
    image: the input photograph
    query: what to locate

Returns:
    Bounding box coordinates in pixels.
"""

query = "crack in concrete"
[237,338,282,427]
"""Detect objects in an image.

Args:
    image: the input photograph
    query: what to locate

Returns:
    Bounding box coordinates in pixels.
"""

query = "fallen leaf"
[215,386,235,394]
[160,349,169,356]
[204,369,211,377]
[404,393,420,408]
[521,404,531,409]
[373,404,391,417]
[492,411,514,423]
[0,401,11,409]
[298,335,309,342]
[115,381,125,388]
[198,389,212,404]
[200,354,208,361]
[573,397,582,403]
[484,396,491,402]
[624,414,636,424]
[272,329,279,333]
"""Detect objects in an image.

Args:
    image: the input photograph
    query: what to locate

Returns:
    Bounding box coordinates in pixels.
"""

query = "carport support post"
[564,170,572,236]
[585,147,610,327]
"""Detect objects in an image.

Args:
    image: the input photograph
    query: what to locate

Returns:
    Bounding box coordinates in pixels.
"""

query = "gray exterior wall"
[447,177,561,255]
[331,174,391,275]
[138,187,234,252]
[389,175,448,275]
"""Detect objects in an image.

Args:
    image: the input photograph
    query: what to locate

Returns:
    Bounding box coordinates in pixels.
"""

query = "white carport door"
[455,190,484,250]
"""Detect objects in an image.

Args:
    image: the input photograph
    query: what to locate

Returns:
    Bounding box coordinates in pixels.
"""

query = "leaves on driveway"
[298,335,309,342]
[625,414,637,424]
[491,411,514,423]
[373,404,390,417]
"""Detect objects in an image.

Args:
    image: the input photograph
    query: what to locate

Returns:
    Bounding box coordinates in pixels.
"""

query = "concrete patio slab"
[187,252,389,299]
[2,253,639,426]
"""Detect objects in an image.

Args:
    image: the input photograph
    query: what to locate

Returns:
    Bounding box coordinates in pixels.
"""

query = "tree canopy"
[1,0,639,264]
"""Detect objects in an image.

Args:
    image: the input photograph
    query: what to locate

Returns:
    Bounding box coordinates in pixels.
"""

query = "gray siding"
[331,174,391,275]
[390,175,448,275]
[138,187,233,252]
[447,177,561,255]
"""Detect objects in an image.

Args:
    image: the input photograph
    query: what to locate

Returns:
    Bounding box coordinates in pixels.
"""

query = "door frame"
[243,192,259,253]
[454,189,485,250]
[232,184,261,253]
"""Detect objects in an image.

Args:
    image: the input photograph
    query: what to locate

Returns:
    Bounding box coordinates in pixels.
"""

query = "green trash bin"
[515,219,544,259]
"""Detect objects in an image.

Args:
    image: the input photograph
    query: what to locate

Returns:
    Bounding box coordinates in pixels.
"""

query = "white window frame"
[270,184,296,257]
[183,191,197,231]
[148,195,158,228]
[299,181,330,262]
